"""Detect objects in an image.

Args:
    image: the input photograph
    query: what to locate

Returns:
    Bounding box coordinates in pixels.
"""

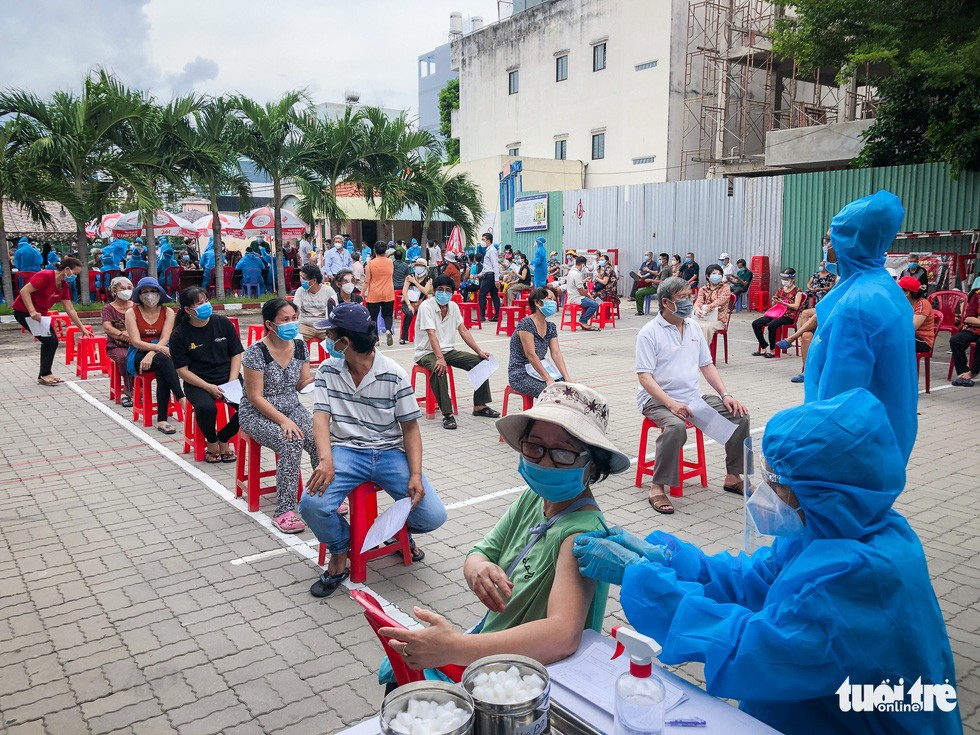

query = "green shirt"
[468,488,608,635]
[736,267,753,286]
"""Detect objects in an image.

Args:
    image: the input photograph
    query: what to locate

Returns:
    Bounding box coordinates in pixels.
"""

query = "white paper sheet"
[467,354,499,390]
[361,497,412,555]
[298,383,315,395]
[218,380,243,405]
[406,287,421,301]
[525,358,562,381]
[688,395,738,445]
[548,637,687,715]
[26,316,52,338]
[698,307,719,322]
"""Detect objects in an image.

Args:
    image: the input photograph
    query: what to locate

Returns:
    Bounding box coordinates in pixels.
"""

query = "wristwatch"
[720,392,732,399]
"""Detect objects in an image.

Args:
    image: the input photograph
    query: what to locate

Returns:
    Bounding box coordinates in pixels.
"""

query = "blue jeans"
[298,445,447,555]
[578,297,599,324]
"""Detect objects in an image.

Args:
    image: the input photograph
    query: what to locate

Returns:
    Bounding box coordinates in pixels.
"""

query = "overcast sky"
[0,0,504,116]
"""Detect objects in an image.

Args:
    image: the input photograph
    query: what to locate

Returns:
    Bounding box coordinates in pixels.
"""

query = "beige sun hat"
[496,382,630,474]
[413,257,428,267]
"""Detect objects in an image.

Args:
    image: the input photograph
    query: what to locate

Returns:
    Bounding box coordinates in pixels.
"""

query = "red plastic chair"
[108,358,123,404]
[124,267,148,284]
[224,316,240,336]
[498,386,534,442]
[460,302,482,329]
[560,302,584,332]
[306,337,325,366]
[234,434,303,512]
[411,364,458,419]
[132,372,184,427]
[709,294,738,365]
[772,308,803,358]
[592,301,617,329]
[930,290,967,337]
[75,336,108,379]
[183,401,237,462]
[99,270,121,302]
[495,306,522,336]
[207,266,235,298]
[162,267,183,298]
[350,589,466,686]
[916,320,941,394]
[634,417,708,498]
[247,324,264,345]
[316,482,413,582]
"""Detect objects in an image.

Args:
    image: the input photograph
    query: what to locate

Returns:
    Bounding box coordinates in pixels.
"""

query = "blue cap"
[411,238,418,244]
[314,302,374,333]
[536,236,546,246]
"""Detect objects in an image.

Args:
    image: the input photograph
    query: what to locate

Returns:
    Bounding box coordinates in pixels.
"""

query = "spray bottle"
[611,625,666,735]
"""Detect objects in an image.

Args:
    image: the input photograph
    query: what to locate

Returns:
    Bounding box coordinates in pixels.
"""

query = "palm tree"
[0,119,79,304]
[0,70,157,304]
[184,97,252,300]
[397,152,485,245]
[234,91,324,295]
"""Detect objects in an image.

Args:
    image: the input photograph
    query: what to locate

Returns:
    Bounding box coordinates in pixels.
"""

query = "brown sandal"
[204,450,222,464]
[648,494,674,514]
[220,449,236,464]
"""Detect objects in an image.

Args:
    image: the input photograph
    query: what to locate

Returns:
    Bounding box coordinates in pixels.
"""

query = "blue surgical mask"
[435,291,453,306]
[908,263,918,271]
[65,273,77,285]
[540,300,558,317]
[825,261,838,275]
[684,257,691,264]
[746,481,804,538]
[518,456,591,503]
[276,321,299,341]
[323,336,346,359]
[709,273,723,285]
[194,302,213,320]
[300,279,311,290]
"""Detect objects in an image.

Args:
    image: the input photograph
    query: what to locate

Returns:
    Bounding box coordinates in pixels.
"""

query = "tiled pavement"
[0,307,977,734]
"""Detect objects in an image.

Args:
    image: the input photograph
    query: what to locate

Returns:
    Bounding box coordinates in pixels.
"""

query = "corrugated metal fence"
[561,177,785,294]
[781,163,980,274]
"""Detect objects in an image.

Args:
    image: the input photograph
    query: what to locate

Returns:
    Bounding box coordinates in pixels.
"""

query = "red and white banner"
[86,212,125,239]
[111,210,198,239]
[194,213,244,238]
[446,225,465,255]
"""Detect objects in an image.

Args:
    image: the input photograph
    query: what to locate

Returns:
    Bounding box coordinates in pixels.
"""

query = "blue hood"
[829,190,904,278]
[46,251,59,265]
[763,388,903,542]
[161,245,174,256]
[17,236,29,247]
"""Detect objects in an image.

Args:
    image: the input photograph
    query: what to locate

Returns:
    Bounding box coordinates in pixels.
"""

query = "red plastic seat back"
[930,290,967,333]
[349,590,465,686]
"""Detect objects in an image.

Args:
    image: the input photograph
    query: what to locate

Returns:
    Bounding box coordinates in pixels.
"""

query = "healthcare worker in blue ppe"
[532,236,548,288]
[13,236,43,271]
[573,388,961,735]
[44,251,60,270]
[406,238,422,262]
[102,239,128,272]
[805,190,917,462]
[126,247,149,270]
[200,236,223,290]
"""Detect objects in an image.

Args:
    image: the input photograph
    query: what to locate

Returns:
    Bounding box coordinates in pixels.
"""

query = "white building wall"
[454,0,681,188]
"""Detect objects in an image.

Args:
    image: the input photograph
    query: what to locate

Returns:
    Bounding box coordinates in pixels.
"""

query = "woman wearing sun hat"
[378,381,651,671]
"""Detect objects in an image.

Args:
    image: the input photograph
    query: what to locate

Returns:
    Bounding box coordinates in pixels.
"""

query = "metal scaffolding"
[680,0,873,179]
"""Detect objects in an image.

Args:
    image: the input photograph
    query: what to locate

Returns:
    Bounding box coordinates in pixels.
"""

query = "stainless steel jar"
[461,655,551,735]
[379,680,475,735]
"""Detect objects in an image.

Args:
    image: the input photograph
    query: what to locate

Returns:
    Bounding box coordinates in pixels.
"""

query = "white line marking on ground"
[230,548,290,565]
[444,485,527,510]
[65,380,419,629]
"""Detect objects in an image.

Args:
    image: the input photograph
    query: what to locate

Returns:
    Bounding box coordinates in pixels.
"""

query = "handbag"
[126,338,158,376]
[763,303,787,319]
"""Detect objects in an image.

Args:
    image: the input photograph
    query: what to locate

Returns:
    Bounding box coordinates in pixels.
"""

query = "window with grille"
[556,55,568,82]
[591,133,605,160]
[593,43,606,72]
[555,140,567,160]
[508,70,519,95]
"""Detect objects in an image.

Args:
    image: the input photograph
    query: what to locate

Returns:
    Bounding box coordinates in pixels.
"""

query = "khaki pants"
[299,323,326,341]
[416,349,492,416]
[641,394,749,487]
[699,319,724,343]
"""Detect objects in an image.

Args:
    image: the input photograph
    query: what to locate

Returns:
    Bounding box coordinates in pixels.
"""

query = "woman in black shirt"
[169,287,244,463]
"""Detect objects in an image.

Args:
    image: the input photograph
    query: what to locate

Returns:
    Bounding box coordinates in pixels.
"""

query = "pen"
[665,718,706,727]
[598,516,610,534]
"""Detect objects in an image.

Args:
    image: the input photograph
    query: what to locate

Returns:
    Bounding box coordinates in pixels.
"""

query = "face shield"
[743,437,805,551]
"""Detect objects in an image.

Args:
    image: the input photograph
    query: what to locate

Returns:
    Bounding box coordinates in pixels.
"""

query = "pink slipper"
[272,511,306,534]
[338,501,349,515]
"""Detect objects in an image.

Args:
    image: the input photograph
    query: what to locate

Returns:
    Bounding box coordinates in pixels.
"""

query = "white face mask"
[334,241,343,249]
[598,259,607,266]
[140,292,160,307]
[117,289,133,301]
[781,278,793,288]
[746,481,804,538]
[342,282,355,294]
[414,266,427,276]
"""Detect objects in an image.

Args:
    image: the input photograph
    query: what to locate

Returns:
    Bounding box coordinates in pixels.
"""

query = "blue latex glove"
[576,526,672,564]
[572,536,640,585]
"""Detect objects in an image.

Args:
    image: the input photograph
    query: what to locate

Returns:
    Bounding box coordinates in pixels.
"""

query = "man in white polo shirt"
[300,303,448,598]
[636,276,750,515]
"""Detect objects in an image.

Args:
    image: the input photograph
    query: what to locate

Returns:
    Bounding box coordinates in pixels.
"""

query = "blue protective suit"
[101,239,128,272]
[126,252,149,269]
[157,246,178,273]
[620,388,960,735]
[406,241,422,261]
[344,238,355,254]
[805,191,917,462]
[533,239,548,287]
[260,246,276,290]
[13,237,43,271]
[200,237,218,288]
[44,251,60,270]
[236,251,265,272]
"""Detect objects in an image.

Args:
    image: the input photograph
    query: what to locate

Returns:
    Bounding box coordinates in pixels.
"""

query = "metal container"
[461,655,551,735]
[380,680,475,735]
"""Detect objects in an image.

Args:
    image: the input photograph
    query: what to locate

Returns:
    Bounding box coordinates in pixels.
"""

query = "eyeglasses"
[435,288,453,295]
[520,440,589,467]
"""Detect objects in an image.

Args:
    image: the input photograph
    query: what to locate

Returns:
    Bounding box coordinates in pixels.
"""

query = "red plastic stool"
[234,434,304,512]
[108,359,123,404]
[560,303,584,331]
[496,306,522,336]
[460,302,482,329]
[225,316,240,336]
[247,324,263,345]
[749,291,770,312]
[316,482,412,583]
[593,301,617,329]
[498,385,534,441]
[132,372,184,428]
[411,364,458,419]
[75,336,108,379]
[64,326,81,365]
[183,401,237,461]
[634,417,708,498]
[306,337,325,366]
[512,298,530,317]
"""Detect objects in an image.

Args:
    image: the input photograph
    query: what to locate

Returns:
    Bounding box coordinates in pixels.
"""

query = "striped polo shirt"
[313,351,421,450]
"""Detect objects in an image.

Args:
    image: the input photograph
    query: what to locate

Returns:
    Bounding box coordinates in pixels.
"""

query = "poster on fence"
[515,193,549,232]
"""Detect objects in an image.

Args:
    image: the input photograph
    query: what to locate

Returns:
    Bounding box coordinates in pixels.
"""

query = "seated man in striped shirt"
[300,303,448,598]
